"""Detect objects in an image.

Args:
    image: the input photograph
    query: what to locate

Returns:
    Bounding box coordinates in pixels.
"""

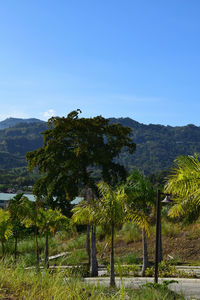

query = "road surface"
[84,276,200,299]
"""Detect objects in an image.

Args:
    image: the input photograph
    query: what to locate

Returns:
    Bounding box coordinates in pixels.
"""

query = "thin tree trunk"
[34,226,39,266]
[141,228,149,276]
[158,222,163,262]
[86,225,91,266]
[45,232,49,268]
[90,225,98,277]
[110,222,115,287]
[14,234,18,263]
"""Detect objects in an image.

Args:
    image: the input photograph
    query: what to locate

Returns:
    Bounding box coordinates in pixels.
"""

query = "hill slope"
[0,117,44,130]
[0,117,200,173]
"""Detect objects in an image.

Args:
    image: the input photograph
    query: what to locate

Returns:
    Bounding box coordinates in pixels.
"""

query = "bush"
[145,260,197,278]
[107,264,140,276]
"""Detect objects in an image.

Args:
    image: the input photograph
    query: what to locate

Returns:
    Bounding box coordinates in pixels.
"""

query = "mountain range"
[0,117,44,130]
[0,117,200,174]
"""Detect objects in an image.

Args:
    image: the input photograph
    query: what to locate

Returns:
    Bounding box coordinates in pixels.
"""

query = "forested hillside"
[0,117,43,130]
[111,118,200,174]
[0,117,200,174]
[0,121,47,169]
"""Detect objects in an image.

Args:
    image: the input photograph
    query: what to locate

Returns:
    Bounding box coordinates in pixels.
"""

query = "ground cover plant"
[0,262,185,300]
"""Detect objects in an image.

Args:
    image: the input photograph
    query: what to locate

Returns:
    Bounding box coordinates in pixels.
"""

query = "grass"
[115,252,139,264]
[119,222,141,243]
[162,222,180,238]
[51,249,88,266]
[65,233,86,251]
[0,262,184,299]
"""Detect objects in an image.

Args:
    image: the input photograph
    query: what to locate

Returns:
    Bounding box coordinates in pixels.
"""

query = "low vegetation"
[0,263,184,299]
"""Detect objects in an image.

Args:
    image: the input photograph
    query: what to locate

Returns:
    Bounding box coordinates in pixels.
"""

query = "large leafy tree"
[125,170,156,275]
[26,110,135,274]
[26,110,136,212]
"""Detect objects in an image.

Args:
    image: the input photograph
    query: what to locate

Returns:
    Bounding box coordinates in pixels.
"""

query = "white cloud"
[43,109,56,120]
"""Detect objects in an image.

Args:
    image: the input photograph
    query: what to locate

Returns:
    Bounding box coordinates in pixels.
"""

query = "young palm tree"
[0,209,12,257]
[37,208,69,268]
[18,197,40,265]
[97,182,128,287]
[165,154,200,218]
[72,196,99,277]
[125,169,156,275]
[7,193,24,261]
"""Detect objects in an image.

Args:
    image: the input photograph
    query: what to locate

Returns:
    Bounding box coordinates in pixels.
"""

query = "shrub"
[107,264,140,276]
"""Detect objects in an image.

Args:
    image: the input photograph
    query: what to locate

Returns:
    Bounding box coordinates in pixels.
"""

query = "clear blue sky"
[0,0,200,126]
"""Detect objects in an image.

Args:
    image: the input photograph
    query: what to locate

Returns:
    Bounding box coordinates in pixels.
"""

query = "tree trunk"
[86,225,91,266]
[45,232,49,268]
[34,226,39,266]
[14,234,18,263]
[90,225,98,277]
[158,221,163,262]
[141,228,149,276]
[110,222,115,287]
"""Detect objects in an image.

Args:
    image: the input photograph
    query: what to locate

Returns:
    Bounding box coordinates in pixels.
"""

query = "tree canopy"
[26,110,136,211]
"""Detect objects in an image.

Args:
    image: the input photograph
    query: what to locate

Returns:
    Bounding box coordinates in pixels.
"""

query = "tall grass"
[0,262,184,299]
[162,222,180,238]
[119,222,141,244]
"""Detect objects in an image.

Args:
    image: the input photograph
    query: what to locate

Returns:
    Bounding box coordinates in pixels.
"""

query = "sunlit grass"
[0,262,184,299]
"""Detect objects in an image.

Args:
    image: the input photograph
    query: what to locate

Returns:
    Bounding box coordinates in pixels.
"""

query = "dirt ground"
[103,225,200,264]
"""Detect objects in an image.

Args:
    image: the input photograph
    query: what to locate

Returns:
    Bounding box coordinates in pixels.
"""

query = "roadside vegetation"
[0,262,184,300]
[1,112,200,299]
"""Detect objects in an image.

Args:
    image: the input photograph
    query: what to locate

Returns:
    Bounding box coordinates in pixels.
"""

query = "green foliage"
[26,110,135,207]
[37,208,70,235]
[145,261,195,278]
[165,154,200,223]
[119,222,141,243]
[115,252,139,265]
[63,264,89,278]
[161,222,180,238]
[65,234,86,251]
[56,249,88,265]
[107,264,140,276]
[0,209,13,255]
[0,263,183,300]
[97,182,127,229]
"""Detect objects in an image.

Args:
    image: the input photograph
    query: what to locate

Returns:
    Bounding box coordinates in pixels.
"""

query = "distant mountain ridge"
[0,116,200,174]
[0,117,44,130]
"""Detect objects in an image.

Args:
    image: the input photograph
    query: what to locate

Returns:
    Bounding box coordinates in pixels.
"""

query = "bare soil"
[102,224,200,264]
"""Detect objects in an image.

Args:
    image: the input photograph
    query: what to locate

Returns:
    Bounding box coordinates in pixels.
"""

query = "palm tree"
[165,154,200,219]
[7,193,24,262]
[0,209,12,257]
[72,194,99,277]
[97,182,128,286]
[125,169,156,275]
[19,197,40,265]
[37,208,69,268]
